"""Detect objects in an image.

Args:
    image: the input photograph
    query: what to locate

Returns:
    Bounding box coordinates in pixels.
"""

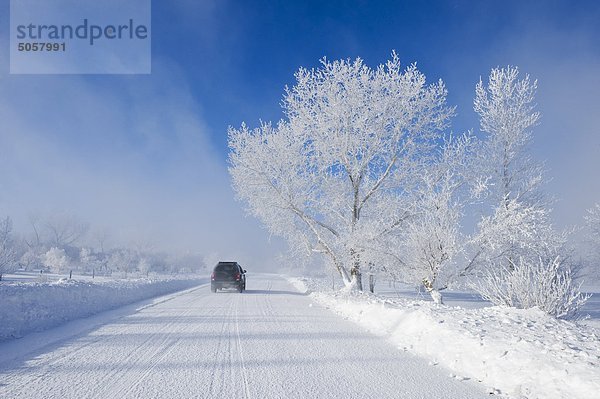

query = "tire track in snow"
[111,286,221,399]
[234,295,251,399]
[88,299,199,398]
[45,286,210,399]
[205,293,234,399]
[0,334,105,394]
[204,310,225,398]
[109,338,179,399]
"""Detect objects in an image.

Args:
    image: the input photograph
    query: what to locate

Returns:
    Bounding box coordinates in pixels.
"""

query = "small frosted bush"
[475,256,589,318]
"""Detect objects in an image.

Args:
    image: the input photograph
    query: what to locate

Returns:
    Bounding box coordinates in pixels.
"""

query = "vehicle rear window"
[215,264,237,272]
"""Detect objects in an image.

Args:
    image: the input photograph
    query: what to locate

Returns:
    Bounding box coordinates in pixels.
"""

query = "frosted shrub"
[476,256,589,318]
[43,247,70,274]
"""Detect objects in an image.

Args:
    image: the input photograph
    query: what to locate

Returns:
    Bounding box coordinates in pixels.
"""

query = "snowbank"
[289,277,600,399]
[0,277,207,341]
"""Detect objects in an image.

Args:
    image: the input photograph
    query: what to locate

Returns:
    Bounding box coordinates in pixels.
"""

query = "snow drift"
[0,277,206,341]
[288,277,600,399]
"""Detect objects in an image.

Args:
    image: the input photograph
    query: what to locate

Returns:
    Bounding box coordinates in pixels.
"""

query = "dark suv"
[211,261,246,293]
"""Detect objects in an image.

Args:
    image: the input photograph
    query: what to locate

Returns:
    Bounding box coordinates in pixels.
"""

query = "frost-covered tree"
[19,247,42,271]
[473,200,566,272]
[469,66,551,271]
[473,66,542,208]
[25,213,43,249]
[169,253,204,274]
[137,257,150,276]
[107,248,138,277]
[0,216,17,279]
[21,214,47,270]
[44,213,89,247]
[469,66,585,317]
[401,136,474,303]
[43,247,70,274]
[89,228,112,275]
[229,53,453,289]
[79,247,101,275]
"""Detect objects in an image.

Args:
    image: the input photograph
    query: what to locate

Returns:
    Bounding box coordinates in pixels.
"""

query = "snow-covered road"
[0,274,488,398]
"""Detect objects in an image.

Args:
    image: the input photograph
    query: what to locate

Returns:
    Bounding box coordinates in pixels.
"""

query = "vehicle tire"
[238,284,243,293]
[211,285,217,293]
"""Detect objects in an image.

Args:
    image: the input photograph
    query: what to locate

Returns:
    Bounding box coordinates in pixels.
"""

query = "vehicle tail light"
[211,272,215,280]
[235,273,241,281]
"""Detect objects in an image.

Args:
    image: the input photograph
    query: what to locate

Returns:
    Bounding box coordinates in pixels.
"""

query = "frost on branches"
[229,57,587,315]
[469,66,586,317]
[473,66,542,207]
[400,136,475,303]
[229,53,454,290]
[473,200,566,270]
[43,247,70,274]
[476,257,589,319]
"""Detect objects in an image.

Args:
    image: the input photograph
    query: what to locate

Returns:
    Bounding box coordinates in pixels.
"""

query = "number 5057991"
[17,42,65,51]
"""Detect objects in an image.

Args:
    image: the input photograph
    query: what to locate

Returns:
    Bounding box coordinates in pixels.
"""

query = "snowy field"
[288,276,600,399]
[0,272,207,341]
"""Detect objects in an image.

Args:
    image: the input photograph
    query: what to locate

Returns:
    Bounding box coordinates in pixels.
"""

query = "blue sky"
[0,0,599,264]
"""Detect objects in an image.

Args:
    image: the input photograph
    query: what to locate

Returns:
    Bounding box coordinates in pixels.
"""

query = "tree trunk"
[350,266,363,291]
[336,262,352,287]
[428,288,443,304]
[368,274,375,293]
[502,147,516,272]
[350,248,363,291]
[423,278,443,304]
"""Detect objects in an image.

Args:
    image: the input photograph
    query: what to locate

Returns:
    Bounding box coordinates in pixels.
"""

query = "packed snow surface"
[287,277,600,399]
[0,276,206,341]
[0,274,489,398]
